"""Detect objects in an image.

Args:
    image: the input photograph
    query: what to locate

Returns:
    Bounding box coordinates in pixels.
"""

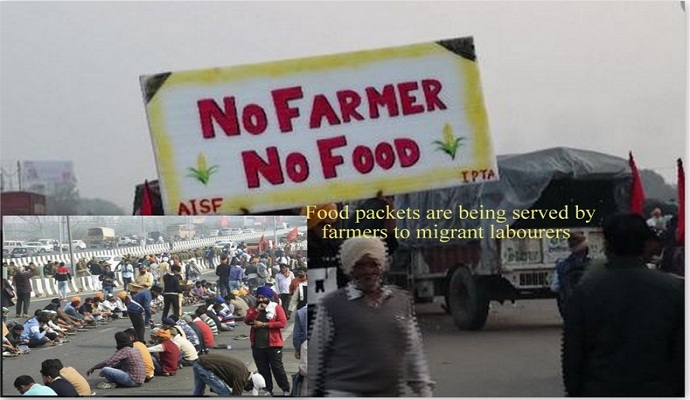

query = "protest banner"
[140,37,498,214]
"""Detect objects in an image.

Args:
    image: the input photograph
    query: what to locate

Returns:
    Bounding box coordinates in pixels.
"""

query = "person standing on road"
[309,236,434,397]
[292,305,308,361]
[99,265,117,296]
[275,263,294,318]
[216,255,232,297]
[118,291,146,342]
[162,265,183,321]
[117,259,135,289]
[87,258,102,291]
[562,214,684,397]
[185,260,202,283]
[2,276,16,310]
[133,285,163,329]
[192,353,267,396]
[245,285,291,396]
[228,258,244,292]
[13,263,36,318]
[53,262,71,301]
[134,265,154,291]
[86,331,146,390]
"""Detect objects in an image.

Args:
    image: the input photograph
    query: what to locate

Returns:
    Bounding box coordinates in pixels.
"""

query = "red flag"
[140,180,153,216]
[286,227,298,242]
[677,158,684,243]
[628,152,646,216]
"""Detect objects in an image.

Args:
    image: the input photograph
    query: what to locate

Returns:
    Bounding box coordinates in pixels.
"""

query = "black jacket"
[562,257,684,397]
[47,377,79,397]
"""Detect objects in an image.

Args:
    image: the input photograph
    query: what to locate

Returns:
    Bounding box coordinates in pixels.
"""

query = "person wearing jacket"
[562,213,684,397]
[215,255,232,297]
[244,286,290,396]
[53,263,72,301]
[162,265,183,320]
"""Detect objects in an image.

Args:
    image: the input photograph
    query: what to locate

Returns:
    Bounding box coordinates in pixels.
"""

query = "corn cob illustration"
[187,153,219,185]
[433,123,465,160]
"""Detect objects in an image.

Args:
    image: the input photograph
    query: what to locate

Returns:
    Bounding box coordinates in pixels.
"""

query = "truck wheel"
[448,267,490,330]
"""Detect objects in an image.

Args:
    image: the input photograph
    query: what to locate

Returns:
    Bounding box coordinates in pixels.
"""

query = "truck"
[166,224,195,240]
[1,191,46,215]
[380,147,632,330]
[83,227,117,248]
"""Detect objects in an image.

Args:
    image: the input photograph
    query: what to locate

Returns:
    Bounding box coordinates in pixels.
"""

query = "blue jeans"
[100,367,140,387]
[192,361,233,396]
[229,280,241,291]
[57,281,68,299]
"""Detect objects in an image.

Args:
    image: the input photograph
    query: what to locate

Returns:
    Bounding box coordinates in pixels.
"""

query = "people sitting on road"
[123,328,155,383]
[193,305,217,335]
[212,297,236,330]
[3,320,20,356]
[100,294,123,319]
[86,331,146,389]
[63,297,96,327]
[21,311,57,348]
[78,297,105,324]
[226,292,248,322]
[42,358,92,397]
[169,324,199,367]
[14,374,58,395]
[147,328,180,377]
[164,315,203,355]
[39,360,79,396]
[184,313,216,351]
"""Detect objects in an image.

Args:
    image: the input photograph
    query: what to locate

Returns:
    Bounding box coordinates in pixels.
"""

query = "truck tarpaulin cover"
[389,147,632,273]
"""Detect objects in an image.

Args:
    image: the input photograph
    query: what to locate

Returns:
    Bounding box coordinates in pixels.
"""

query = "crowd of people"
[2,242,309,396]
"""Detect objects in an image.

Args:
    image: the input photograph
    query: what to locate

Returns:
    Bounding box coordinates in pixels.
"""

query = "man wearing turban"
[309,237,434,397]
[244,285,290,396]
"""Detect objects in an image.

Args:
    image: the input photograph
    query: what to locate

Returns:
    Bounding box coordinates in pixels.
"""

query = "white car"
[71,240,87,250]
[213,240,237,251]
[25,241,53,253]
[230,228,243,235]
[241,228,255,234]
[95,255,123,270]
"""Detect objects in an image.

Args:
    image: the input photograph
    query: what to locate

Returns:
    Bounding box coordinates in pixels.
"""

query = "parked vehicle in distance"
[209,229,219,237]
[166,224,195,240]
[230,228,243,235]
[213,240,236,252]
[241,228,255,234]
[71,240,87,249]
[219,228,233,236]
[10,247,38,258]
[117,236,134,246]
[24,241,53,253]
[3,248,10,258]
[3,240,26,253]
[84,227,117,248]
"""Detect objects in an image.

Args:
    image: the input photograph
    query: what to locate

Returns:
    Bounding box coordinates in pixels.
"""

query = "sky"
[1,1,686,212]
